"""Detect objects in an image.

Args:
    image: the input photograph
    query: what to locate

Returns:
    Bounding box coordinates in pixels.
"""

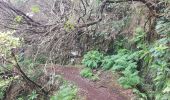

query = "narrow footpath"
[48,66,134,100]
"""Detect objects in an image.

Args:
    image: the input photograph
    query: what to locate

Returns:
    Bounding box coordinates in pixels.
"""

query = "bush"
[82,50,103,69]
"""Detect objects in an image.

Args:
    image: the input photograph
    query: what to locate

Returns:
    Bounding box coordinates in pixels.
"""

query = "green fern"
[101,56,114,70]
[82,50,103,69]
[118,71,140,89]
[80,68,93,78]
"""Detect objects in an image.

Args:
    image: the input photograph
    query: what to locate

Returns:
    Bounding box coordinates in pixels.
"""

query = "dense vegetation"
[0,0,170,100]
[82,25,170,99]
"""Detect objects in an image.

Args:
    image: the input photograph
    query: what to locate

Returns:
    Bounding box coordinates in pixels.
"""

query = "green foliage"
[111,51,129,71]
[0,32,20,99]
[111,49,138,72]
[110,49,141,89]
[96,0,101,4]
[0,31,21,73]
[14,16,23,23]
[31,5,40,13]
[64,20,75,32]
[129,24,170,99]
[156,21,170,36]
[16,90,38,100]
[111,15,131,32]
[17,98,24,100]
[82,50,103,69]
[146,21,170,99]
[0,79,13,99]
[101,56,114,70]
[50,82,78,100]
[131,27,147,50]
[80,68,93,78]
[113,35,129,52]
[80,17,170,100]
[163,79,170,93]
[82,49,141,88]
[28,90,38,100]
[80,68,99,81]
[19,58,44,81]
[34,54,48,64]
[118,71,140,89]
[0,31,21,57]
[133,88,148,100]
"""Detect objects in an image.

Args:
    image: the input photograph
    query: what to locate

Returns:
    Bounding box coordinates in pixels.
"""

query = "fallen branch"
[11,50,49,98]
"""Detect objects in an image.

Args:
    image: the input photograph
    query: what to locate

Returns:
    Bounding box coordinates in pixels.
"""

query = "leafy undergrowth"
[81,49,143,99]
[0,76,20,100]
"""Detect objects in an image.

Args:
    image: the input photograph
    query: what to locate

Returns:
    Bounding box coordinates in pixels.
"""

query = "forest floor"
[47,65,135,100]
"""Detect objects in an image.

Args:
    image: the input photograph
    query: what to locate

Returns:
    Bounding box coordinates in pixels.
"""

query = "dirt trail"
[48,66,133,100]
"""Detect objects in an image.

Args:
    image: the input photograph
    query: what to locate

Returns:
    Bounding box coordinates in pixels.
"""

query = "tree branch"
[77,0,159,28]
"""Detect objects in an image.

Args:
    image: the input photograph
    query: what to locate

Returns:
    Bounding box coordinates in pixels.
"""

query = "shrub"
[82,50,103,69]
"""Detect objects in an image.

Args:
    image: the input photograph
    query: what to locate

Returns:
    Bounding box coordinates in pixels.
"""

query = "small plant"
[80,68,100,81]
[28,90,38,100]
[14,16,23,23]
[80,68,93,78]
[82,50,103,69]
[90,74,100,81]
[132,27,146,44]
[31,5,40,13]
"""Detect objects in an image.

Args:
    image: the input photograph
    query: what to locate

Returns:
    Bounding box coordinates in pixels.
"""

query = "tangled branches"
[0,0,168,64]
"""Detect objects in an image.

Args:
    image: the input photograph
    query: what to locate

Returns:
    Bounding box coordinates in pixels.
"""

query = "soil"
[47,65,135,100]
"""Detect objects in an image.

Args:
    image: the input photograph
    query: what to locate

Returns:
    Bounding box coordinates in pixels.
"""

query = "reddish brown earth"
[47,65,135,100]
